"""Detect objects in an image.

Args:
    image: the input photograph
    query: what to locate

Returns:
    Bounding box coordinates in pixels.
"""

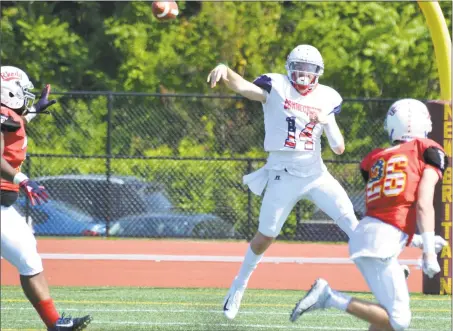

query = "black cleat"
[402,265,411,279]
[48,313,93,331]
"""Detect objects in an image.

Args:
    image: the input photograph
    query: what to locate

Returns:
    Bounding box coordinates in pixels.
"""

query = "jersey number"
[284,117,315,150]
[366,155,408,202]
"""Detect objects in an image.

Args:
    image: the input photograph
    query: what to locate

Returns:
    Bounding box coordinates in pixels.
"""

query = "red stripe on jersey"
[368,193,380,199]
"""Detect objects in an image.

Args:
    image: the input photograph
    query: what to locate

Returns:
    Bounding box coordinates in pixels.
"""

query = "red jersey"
[360,138,445,241]
[1,106,27,192]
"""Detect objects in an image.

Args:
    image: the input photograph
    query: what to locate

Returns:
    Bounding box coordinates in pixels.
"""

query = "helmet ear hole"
[9,92,14,97]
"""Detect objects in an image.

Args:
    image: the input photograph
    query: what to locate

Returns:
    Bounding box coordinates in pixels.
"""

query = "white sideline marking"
[1,307,449,320]
[1,253,418,265]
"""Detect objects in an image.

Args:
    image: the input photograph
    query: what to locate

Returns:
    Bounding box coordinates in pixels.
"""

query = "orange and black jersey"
[360,138,447,242]
[1,106,27,192]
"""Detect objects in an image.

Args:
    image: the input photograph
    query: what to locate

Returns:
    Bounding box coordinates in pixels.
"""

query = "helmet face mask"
[384,99,432,144]
[1,66,36,112]
[287,62,322,74]
[285,45,324,93]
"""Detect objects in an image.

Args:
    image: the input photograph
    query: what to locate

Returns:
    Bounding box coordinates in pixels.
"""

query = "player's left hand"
[19,179,49,206]
[313,112,328,125]
[422,253,441,279]
[207,64,229,88]
[30,84,57,114]
[412,234,447,254]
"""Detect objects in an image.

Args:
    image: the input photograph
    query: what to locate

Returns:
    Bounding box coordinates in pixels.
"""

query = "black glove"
[29,84,57,114]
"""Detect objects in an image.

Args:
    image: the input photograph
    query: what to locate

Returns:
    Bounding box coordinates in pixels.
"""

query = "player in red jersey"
[1,66,92,330]
[290,99,448,331]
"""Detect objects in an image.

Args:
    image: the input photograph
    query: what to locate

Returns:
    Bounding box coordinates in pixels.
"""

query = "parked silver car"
[20,174,234,238]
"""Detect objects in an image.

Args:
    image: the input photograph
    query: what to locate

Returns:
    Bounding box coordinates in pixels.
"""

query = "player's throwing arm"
[207,64,267,103]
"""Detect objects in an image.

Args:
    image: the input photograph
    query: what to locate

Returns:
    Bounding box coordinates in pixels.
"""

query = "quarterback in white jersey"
[254,73,343,178]
[206,45,444,321]
[207,44,358,320]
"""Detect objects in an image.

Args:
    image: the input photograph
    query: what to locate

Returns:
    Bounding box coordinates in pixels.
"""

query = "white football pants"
[258,169,357,238]
[354,256,411,330]
[1,205,43,276]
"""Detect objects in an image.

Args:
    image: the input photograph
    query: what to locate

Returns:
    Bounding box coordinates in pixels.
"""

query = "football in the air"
[152,1,179,21]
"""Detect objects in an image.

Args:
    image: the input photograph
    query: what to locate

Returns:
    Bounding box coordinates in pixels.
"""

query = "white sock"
[234,245,263,289]
[336,213,359,238]
[326,289,351,311]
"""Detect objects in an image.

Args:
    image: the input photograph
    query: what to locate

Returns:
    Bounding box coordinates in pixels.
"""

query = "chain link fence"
[16,92,397,241]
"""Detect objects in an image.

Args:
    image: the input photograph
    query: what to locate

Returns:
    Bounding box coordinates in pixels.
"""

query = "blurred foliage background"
[2,1,451,239]
[2,1,451,97]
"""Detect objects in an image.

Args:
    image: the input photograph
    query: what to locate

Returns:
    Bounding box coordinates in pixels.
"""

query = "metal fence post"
[296,201,301,229]
[247,159,252,241]
[105,93,113,237]
[24,155,31,228]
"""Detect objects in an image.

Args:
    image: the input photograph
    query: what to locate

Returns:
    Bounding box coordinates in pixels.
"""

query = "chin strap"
[23,106,51,123]
[292,82,317,96]
[25,106,51,115]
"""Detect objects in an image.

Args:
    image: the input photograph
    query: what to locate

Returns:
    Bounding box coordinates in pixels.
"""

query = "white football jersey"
[253,73,343,177]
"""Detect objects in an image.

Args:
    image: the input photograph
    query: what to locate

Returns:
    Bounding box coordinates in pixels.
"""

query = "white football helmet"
[1,66,35,111]
[285,45,324,92]
[384,98,432,143]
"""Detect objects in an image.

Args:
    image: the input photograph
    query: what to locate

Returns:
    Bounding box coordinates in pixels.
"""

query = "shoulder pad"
[319,85,342,115]
[423,147,448,174]
[1,114,21,132]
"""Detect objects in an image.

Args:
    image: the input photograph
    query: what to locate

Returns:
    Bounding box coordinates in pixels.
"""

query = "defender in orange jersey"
[1,105,27,192]
[361,137,445,245]
[1,66,92,330]
[290,99,448,331]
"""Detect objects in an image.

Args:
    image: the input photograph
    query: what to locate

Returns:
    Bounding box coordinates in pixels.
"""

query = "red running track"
[0,238,423,292]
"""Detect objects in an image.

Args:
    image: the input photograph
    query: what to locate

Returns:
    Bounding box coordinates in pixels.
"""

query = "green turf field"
[1,286,451,330]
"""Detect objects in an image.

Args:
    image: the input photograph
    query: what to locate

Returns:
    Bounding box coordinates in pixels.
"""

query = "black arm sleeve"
[0,114,21,132]
[423,147,449,175]
[360,168,369,183]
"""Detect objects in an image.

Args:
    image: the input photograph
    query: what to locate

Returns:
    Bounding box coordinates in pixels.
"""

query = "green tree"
[2,1,452,237]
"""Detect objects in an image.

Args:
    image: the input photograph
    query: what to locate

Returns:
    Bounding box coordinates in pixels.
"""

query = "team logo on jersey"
[283,99,321,118]
[369,158,385,183]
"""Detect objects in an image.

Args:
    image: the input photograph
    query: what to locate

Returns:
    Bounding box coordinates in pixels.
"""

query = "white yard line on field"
[2,253,422,265]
